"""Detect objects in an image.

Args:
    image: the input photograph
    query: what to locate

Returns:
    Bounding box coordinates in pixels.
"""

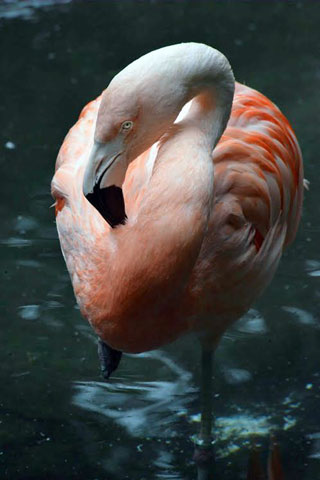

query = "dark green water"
[1,1,319,479]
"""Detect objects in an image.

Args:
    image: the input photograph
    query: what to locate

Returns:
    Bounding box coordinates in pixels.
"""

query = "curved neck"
[133,43,234,160]
[178,45,235,150]
[97,43,235,164]
[87,44,235,229]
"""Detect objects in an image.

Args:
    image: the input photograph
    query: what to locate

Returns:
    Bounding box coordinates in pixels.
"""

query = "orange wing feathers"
[215,83,303,246]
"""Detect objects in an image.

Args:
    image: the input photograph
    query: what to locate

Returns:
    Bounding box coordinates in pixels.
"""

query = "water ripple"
[305,259,320,277]
[72,351,194,438]
[235,309,268,335]
[18,304,40,320]
[282,306,318,326]
[1,237,33,247]
[0,0,72,20]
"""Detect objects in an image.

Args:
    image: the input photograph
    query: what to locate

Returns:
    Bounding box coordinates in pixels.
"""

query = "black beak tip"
[97,338,122,380]
[85,184,127,228]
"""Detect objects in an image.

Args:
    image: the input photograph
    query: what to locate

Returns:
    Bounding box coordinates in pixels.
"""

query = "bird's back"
[221,82,303,245]
[187,82,303,337]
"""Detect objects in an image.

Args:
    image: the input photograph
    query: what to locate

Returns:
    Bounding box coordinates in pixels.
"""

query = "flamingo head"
[82,85,144,227]
[83,50,188,227]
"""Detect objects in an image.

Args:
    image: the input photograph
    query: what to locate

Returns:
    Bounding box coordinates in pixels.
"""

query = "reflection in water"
[69,303,319,478]
[307,433,320,460]
[305,259,320,277]
[1,237,33,247]
[73,350,195,438]
[18,304,41,320]
[233,309,268,335]
[222,367,252,385]
[72,345,303,462]
[282,306,318,327]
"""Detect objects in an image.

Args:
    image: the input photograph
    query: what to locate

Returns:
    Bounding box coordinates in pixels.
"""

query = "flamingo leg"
[200,348,213,444]
[193,347,214,479]
[97,338,122,379]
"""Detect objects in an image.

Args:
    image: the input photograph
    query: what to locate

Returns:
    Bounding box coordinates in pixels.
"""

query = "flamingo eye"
[120,121,133,132]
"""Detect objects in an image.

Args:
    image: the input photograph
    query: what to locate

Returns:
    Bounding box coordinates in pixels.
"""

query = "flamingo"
[51,43,303,463]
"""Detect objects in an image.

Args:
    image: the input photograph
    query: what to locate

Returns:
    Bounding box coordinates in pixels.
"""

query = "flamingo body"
[52,44,303,354]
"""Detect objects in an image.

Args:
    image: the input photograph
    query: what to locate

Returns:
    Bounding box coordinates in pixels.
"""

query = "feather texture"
[52,44,303,353]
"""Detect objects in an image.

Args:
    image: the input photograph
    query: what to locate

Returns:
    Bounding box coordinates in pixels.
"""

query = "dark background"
[1,1,319,479]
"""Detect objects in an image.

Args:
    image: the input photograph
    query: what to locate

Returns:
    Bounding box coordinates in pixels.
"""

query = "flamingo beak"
[83,139,124,196]
[83,140,127,228]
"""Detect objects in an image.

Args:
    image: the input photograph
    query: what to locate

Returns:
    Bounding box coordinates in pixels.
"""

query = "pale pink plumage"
[52,43,303,354]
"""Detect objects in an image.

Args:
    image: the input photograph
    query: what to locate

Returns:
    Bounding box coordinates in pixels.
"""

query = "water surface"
[1,1,319,479]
